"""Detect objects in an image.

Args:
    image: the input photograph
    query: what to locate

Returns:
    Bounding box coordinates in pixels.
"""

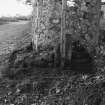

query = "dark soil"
[0,43,105,105]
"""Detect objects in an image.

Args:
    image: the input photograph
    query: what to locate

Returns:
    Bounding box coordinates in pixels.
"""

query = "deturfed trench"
[70,41,95,74]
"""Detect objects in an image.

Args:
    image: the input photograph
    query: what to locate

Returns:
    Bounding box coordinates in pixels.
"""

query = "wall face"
[31,0,105,71]
[65,0,101,52]
[32,0,101,51]
[31,0,62,48]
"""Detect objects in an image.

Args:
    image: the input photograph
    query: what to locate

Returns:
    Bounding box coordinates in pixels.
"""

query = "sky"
[102,0,105,2]
[0,0,32,17]
[0,0,105,17]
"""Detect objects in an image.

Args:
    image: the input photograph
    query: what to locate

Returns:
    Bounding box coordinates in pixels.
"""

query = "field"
[0,21,32,56]
[0,20,32,76]
[0,19,104,105]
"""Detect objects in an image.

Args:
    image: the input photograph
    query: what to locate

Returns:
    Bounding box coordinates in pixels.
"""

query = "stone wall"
[31,0,62,49]
[31,0,101,51]
[31,0,105,72]
[66,0,101,52]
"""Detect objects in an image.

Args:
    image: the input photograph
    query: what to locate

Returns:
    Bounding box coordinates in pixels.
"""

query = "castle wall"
[31,0,101,51]
[31,0,105,71]
[31,0,61,49]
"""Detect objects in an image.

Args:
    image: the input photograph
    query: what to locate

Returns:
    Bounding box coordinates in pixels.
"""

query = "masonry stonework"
[31,0,105,72]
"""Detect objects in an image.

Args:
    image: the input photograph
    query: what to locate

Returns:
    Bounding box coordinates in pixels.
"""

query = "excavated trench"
[70,41,94,74]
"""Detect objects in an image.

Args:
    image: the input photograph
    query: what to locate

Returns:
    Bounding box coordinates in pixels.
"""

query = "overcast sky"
[102,0,105,2]
[0,0,32,17]
[0,0,105,17]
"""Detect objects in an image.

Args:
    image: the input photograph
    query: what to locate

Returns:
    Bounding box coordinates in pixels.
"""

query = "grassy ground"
[0,21,32,71]
[0,19,105,105]
[0,21,31,55]
[0,47,105,105]
[0,40,104,105]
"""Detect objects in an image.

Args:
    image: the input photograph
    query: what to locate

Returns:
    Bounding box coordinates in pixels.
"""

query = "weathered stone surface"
[31,0,105,72]
[31,0,61,48]
[31,0,101,50]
